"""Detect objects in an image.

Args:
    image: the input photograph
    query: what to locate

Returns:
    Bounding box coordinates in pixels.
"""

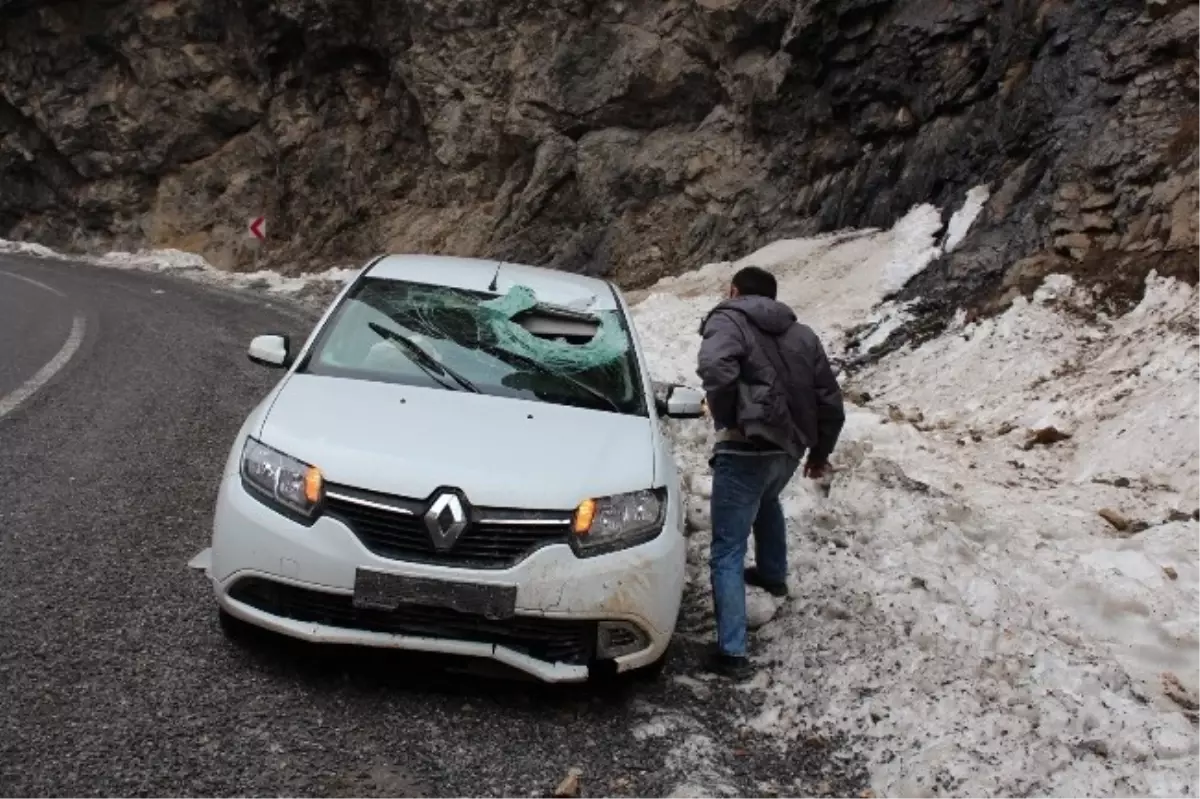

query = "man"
[696,265,845,678]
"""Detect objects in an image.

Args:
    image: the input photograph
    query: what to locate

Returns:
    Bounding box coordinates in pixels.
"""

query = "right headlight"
[571,489,666,556]
[240,437,324,518]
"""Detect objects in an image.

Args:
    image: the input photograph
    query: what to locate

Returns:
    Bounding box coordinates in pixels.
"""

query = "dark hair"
[731,266,777,299]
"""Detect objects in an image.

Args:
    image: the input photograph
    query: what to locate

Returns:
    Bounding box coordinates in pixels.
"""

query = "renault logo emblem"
[424,492,467,551]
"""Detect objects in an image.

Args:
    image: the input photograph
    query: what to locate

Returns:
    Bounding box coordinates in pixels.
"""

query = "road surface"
[0,253,866,797]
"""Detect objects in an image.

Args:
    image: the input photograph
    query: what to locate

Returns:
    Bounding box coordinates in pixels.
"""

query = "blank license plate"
[353,569,517,619]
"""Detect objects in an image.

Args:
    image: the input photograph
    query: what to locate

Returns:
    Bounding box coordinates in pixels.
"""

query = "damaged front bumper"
[218,583,595,682]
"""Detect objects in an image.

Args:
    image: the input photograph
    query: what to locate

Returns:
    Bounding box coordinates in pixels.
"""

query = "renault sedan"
[194,254,704,682]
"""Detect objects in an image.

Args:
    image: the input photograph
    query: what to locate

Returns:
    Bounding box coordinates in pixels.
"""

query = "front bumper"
[209,475,686,682]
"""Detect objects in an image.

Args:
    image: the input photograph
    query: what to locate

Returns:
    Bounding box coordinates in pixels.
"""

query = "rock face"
[0,0,1196,311]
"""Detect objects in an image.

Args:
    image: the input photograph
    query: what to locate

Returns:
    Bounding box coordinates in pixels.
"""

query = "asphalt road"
[0,254,867,797]
[0,269,75,401]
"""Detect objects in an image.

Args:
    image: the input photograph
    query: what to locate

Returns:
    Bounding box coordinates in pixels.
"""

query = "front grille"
[323,485,571,569]
[229,577,596,665]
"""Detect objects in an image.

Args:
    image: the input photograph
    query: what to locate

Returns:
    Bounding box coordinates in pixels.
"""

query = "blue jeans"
[709,451,800,657]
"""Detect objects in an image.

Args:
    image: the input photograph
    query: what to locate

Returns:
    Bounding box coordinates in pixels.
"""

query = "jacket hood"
[705,295,797,336]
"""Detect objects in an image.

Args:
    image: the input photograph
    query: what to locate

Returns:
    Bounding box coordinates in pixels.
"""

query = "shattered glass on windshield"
[479,285,628,372]
[302,277,646,415]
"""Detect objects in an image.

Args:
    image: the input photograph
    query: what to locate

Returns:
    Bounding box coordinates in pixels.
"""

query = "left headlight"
[240,437,324,518]
[571,489,666,555]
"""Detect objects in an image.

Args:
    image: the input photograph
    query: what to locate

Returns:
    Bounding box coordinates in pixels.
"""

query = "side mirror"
[662,385,706,419]
[248,334,293,368]
[652,381,671,415]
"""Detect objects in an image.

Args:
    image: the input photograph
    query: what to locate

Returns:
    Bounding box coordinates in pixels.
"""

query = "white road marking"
[0,314,86,420]
[0,269,66,298]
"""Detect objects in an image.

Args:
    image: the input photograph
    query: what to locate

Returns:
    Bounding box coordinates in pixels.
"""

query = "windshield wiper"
[368,322,481,394]
[474,341,620,412]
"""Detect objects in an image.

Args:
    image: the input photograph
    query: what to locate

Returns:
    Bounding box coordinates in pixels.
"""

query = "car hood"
[257,374,657,509]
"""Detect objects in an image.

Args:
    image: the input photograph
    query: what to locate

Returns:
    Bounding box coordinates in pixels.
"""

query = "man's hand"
[803,460,828,479]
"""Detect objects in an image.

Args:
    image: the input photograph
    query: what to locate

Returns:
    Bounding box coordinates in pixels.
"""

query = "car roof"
[364,254,619,311]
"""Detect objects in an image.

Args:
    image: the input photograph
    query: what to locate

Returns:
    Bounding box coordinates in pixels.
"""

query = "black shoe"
[704,650,754,681]
[745,566,789,597]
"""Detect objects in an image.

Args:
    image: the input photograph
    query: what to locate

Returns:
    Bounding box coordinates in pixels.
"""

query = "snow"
[665,734,738,798]
[628,190,1199,797]
[631,204,945,391]
[942,185,991,253]
[4,184,1197,796]
[0,239,59,258]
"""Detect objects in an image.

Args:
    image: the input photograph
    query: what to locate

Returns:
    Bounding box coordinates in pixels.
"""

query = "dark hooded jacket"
[696,295,845,464]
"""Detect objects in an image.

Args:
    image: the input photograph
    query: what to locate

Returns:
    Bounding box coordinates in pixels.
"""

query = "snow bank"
[0,240,59,258]
[632,201,944,392]
[0,240,359,305]
[629,188,1199,797]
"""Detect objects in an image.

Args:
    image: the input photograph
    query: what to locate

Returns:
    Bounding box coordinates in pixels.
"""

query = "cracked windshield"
[303,277,645,415]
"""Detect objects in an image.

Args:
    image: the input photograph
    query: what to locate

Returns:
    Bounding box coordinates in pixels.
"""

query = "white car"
[195,254,705,682]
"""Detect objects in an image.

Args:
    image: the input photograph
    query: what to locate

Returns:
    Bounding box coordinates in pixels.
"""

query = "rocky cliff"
[1,0,1196,317]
